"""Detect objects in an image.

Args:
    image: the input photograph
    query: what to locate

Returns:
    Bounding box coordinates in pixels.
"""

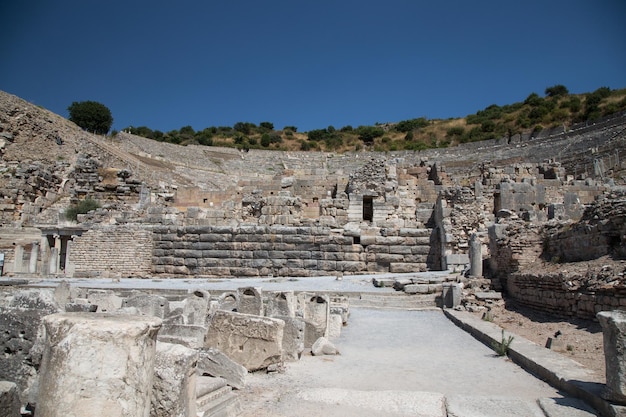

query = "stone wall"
[70,225,153,277]
[152,225,435,277]
[506,271,626,319]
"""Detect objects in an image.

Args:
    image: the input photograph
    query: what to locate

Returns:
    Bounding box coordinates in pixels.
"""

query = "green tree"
[260,121,274,130]
[68,101,113,134]
[545,84,569,97]
[261,133,271,147]
[356,125,384,143]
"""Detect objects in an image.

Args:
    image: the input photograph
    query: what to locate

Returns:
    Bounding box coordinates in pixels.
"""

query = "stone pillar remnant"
[469,233,482,277]
[13,245,24,273]
[598,310,626,404]
[37,313,162,417]
[29,241,39,274]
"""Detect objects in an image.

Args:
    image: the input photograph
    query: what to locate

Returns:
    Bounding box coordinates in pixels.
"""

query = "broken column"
[469,233,482,277]
[37,313,162,417]
[597,310,626,404]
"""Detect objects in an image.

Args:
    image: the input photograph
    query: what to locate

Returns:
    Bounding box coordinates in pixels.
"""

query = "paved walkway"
[239,309,598,417]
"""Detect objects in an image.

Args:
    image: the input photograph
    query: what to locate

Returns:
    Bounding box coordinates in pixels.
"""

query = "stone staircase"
[196,376,241,417]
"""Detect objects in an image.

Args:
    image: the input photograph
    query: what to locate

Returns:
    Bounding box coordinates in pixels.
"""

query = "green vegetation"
[492,329,514,357]
[68,101,113,134]
[64,199,100,222]
[119,86,626,152]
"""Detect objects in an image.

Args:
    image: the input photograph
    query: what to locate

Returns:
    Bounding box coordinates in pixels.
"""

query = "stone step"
[351,293,439,309]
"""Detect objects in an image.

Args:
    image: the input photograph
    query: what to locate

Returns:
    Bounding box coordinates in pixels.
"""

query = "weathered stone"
[123,293,170,318]
[265,291,296,318]
[151,342,198,417]
[64,302,98,312]
[183,290,210,325]
[37,313,162,417]
[237,287,263,316]
[442,283,462,308]
[303,294,330,348]
[158,323,206,349]
[275,315,305,362]
[86,289,123,313]
[197,347,247,390]
[598,310,626,403]
[205,310,284,372]
[53,280,71,307]
[328,313,343,338]
[0,381,20,417]
[311,336,339,356]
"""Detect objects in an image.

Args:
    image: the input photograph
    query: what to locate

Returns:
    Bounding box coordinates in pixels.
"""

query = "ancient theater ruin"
[1,90,626,416]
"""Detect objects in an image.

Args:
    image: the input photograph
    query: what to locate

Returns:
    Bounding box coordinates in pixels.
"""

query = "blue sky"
[1,1,625,133]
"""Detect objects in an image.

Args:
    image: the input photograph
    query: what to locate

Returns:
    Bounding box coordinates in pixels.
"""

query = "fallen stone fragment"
[311,337,339,356]
[197,348,247,390]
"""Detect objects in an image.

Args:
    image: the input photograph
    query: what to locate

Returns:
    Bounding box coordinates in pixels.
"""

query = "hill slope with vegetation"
[115,85,625,153]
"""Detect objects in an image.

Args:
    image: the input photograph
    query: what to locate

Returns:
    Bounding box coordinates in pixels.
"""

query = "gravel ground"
[470,301,605,382]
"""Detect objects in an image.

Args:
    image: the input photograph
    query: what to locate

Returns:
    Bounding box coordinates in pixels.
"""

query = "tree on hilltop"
[545,84,569,98]
[67,101,113,134]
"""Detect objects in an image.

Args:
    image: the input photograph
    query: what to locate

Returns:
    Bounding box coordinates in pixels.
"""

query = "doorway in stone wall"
[363,196,373,222]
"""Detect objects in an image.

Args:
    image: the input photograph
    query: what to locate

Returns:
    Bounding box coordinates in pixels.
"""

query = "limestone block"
[328,313,343,338]
[0,381,20,417]
[123,293,170,318]
[183,290,210,325]
[197,348,247,390]
[276,316,305,362]
[37,313,162,417]
[151,342,198,417]
[442,283,462,308]
[303,294,330,348]
[265,291,296,318]
[205,310,284,372]
[311,337,339,356]
[158,324,206,349]
[86,289,123,313]
[404,284,431,294]
[237,287,263,315]
[53,280,71,307]
[598,310,626,403]
[217,292,238,312]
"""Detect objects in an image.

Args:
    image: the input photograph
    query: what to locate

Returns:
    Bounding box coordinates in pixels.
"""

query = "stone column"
[13,245,24,273]
[37,313,162,417]
[469,233,482,277]
[49,247,59,274]
[29,241,39,274]
[598,310,626,404]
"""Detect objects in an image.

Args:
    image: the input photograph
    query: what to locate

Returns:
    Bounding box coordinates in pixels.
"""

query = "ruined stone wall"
[70,225,153,277]
[152,225,435,277]
[506,271,626,319]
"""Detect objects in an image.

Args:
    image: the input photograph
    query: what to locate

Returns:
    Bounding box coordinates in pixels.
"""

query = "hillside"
[119,86,626,153]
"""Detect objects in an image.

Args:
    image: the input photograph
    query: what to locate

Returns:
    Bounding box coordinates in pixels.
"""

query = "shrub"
[64,199,100,222]
[492,329,514,357]
[261,133,271,147]
[356,125,384,143]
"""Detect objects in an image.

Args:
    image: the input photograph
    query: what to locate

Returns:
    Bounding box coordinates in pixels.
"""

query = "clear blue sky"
[1,1,625,133]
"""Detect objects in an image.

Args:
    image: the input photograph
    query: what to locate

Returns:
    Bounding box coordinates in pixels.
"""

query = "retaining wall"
[152,225,436,277]
[507,271,626,319]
